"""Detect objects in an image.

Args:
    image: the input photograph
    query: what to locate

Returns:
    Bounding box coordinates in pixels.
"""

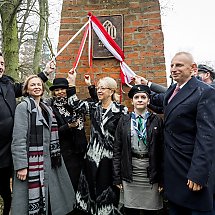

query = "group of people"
[1,51,215,215]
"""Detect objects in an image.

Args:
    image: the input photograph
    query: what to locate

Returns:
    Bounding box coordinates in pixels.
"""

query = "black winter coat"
[48,86,96,191]
[113,112,164,186]
[52,87,88,154]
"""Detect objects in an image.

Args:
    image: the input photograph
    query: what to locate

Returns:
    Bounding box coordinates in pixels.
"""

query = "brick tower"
[57,0,166,107]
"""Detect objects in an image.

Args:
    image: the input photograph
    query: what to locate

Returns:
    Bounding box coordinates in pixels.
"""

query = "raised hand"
[132,75,148,85]
[44,60,56,76]
[67,68,77,86]
[84,74,92,86]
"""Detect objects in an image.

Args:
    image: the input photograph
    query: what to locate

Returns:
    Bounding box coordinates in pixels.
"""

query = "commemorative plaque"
[92,15,123,58]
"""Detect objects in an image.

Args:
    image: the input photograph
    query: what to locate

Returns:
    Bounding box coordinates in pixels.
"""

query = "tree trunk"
[0,0,22,79]
[32,0,47,74]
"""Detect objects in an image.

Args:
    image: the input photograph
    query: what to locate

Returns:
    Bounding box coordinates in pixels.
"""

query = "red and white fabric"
[89,13,136,86]
[54,13,136,87]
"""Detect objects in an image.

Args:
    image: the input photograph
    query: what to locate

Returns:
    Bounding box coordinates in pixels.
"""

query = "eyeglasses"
[96,87,111,91]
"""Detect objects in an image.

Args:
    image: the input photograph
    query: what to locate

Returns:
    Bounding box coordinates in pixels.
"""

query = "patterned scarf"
[53,96,85,130]
[53,97,71,118]
[28,97,61,215]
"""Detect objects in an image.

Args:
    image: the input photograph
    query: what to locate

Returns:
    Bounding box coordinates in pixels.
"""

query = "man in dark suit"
[146,52,215,215]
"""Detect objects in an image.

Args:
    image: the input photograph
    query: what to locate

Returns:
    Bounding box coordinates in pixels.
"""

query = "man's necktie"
[168,85,180,103]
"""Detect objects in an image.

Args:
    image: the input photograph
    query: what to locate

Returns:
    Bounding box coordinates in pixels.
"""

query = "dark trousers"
[0,167,12,215]
[169,201,214,215]
[63,152,85,193]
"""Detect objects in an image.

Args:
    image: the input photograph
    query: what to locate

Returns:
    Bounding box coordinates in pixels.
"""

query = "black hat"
[198,64,215,79]
[128,85,151,98]
[49,78,69,91]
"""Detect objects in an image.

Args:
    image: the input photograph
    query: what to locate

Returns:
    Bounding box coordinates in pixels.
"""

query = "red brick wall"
[57,0,166,108]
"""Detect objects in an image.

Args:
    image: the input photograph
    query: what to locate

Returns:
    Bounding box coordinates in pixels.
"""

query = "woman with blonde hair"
[97,76,120,102]
[11,75,75,215]
[68,74,127,215]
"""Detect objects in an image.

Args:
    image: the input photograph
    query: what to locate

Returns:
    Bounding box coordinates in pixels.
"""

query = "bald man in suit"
[141,52,215,215]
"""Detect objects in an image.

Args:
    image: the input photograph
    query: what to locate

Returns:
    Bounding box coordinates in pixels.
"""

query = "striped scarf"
[28,97,61,215]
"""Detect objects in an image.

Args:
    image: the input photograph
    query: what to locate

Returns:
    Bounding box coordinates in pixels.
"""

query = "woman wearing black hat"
[113,85,164,215]
[48,75,88,193]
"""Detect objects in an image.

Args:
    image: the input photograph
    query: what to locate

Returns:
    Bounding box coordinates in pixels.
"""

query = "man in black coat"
[197,64,215,88]
[148,52,215,214]
[0,52,54,215]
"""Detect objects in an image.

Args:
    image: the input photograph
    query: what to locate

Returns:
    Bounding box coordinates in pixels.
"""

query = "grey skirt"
[120,157,163,210]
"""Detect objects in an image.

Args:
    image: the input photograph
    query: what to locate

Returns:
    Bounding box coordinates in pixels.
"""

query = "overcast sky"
[48,0,63,51]
[160,0,215,72]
